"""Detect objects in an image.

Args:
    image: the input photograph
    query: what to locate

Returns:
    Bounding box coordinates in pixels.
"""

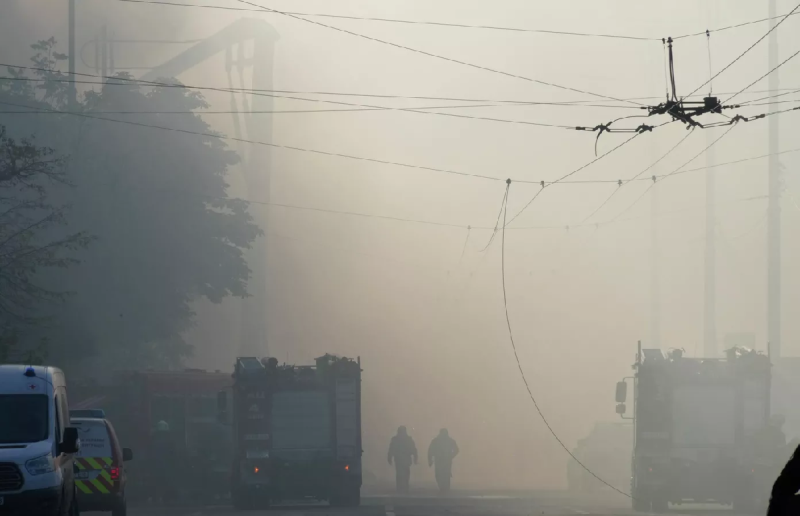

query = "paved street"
[124,491,755,516]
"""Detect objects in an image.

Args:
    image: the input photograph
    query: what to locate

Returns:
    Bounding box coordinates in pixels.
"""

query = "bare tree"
[0,125,91,355]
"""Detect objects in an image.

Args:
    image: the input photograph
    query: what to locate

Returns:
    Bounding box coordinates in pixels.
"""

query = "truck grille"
[0,463,24,492]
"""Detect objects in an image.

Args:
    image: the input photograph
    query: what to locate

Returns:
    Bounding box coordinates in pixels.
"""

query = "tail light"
[110,467,120,481]
[344,465,350,471]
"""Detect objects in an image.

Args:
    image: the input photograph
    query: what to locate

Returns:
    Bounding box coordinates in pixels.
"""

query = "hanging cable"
[706,29,714,96]
[686,1,800,99]
[662,38,670,101]
[478,186,511,252]
[498,179,633,500]
[458,226,472,265]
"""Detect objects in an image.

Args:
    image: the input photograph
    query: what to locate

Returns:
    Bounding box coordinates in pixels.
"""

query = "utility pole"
[704,127,717,358]
[650,176,660,350]
[68,0,77,106]
[703,4,718,359]
[768,0,782,360]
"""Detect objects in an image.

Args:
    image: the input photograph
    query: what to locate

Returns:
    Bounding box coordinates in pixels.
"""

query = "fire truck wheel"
[651,497,668,513]
[631,496,650,512]
[330,487,360,507]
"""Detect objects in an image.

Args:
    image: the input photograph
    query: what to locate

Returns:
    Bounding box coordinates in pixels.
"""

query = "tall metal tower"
[138,19,279,356]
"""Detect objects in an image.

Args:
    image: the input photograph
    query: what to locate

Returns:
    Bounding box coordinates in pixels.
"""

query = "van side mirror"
[61,427,80,455]
[122,448,133,462]
[615,381,628,403]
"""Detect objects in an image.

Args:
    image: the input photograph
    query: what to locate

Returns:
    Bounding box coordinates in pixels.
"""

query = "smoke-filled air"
[1,1,800,514]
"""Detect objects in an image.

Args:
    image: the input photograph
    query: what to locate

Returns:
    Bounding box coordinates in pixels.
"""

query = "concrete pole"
[650,179,660,349]
[704,126,717,358]
[703,3,718,359]
[68,0,76,106]
[768,0,782,359]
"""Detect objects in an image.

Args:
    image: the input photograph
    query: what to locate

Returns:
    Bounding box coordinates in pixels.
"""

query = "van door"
[55,388,75,506]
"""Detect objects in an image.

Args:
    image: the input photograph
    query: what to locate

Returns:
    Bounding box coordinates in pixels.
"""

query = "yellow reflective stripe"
[75,481,93,495]
[85,457,104,470]
[75,460,87,470]
[102,457,113,466]
[90,478,110,494]
[99,469,113,483]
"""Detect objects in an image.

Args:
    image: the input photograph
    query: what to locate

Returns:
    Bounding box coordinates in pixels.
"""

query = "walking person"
[388,426,418,495]
[428,429,459,493]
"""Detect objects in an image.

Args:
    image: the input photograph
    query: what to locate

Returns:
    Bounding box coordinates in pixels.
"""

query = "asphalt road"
[124,491,759,516]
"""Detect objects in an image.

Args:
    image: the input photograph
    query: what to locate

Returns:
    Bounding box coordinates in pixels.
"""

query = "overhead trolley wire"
[4,69,798,111]
[674,9,800,40]
[0,69,633,132]
[116,0,800,46]
[609,122,737,223]
[115,0,658,41]
[0,99,509,183]
[724,47,800,104]
[504,132,642,227]
[685,1,800,99]
[233,0,646,107]
[578,128,695,224]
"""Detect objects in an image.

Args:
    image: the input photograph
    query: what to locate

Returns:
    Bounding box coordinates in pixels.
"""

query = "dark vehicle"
[567,422,632,493]
[71,369,233,503]
[226,355,362,509]
[616,345,771,513]
[70,416,133,516]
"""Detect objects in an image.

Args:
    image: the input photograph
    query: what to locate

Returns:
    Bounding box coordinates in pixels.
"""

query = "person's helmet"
[397,426,407,436]
[439,428,449,437]
[156,420,170,432]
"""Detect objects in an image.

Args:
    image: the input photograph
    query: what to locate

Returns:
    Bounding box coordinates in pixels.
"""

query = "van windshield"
[0,395,49,444]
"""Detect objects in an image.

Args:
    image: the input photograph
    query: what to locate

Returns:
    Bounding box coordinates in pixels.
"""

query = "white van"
[0,365,80,515]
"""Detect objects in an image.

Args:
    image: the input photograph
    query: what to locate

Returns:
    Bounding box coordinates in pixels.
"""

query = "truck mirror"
[615,381,627,403]
[616,403,627,415]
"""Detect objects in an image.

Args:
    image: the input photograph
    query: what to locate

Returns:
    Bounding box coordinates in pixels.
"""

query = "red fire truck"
[72,369,234,503]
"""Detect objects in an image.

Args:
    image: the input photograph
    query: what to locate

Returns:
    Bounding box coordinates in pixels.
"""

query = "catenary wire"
[115,0,658,41]
[577,128,695,224]
[0,72,635,131]
[724,48,800,104]
[0,74,579,131]
[0,99,510,183]
[233,0,646,107]
[4,68,798,109]
[608,123,737,222]
[115,0,800,45]
[685,1,800,99]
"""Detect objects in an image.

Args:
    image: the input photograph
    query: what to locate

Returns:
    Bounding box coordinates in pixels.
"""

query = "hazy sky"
[2,0,800,489]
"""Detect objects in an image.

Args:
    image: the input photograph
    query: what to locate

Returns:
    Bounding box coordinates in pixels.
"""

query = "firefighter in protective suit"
[428,429,459,493]
[388,426,417,495]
